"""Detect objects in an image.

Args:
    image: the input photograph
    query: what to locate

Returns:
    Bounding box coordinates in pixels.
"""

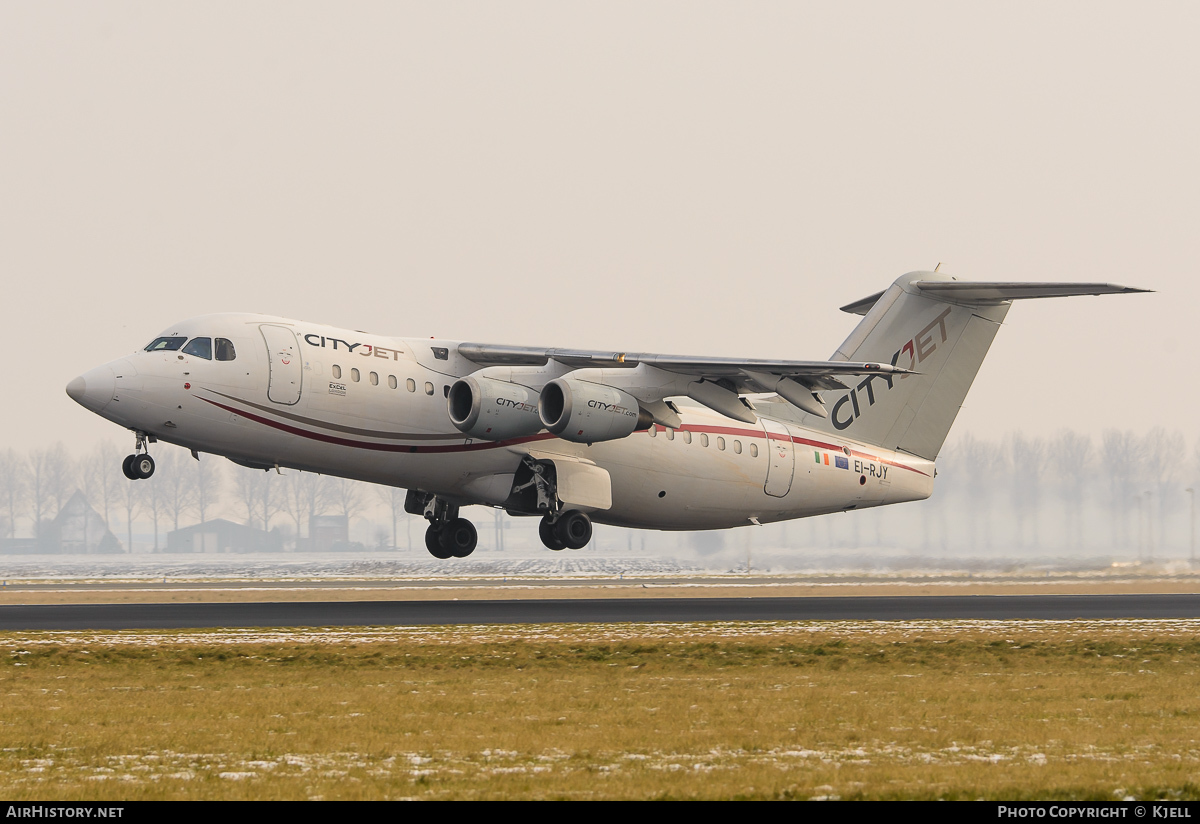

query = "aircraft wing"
[458,343,911,421]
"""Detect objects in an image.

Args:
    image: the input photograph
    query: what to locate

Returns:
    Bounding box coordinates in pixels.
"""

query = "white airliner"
[66,271,1145,558]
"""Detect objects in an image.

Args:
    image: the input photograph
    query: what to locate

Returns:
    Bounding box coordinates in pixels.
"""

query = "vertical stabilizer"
[811,271,1008,460]
[804,272,1145,459]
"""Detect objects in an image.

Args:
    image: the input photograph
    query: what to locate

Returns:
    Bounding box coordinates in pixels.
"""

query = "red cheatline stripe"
[199,396,557,453]
[200,395,927,475]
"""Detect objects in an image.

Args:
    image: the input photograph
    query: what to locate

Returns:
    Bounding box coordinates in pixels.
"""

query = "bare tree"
[1101,429,1143,554]
[1143,427,1185,558]
[86,441,124,531]
[115,472,143,553]
[28,444,72,542]
[328,477,368,527]
[0,448,27,539]
[191,454,223,526]
[1005,433,1045,549]
[233,465,262,527]
[156,450,195,533]
[1047,430,1092,550]
[283,471,330,550]
[143,467,166,551]
[952,434,1005,551]
[232,465,283,532]
[375,485,407,551]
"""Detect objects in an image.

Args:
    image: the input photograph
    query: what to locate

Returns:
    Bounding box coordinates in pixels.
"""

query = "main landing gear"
[121,432,156,480]
[538,510,592,551]
[407,491,479,559]
[510,456,593,551]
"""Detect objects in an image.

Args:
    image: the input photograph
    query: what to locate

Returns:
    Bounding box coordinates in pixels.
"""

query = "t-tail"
[806,271,1149,461]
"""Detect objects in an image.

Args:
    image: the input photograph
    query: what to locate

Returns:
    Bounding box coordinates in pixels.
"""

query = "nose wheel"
[121,453,155,480]
[120,432,156,480]
[539,510,592,551]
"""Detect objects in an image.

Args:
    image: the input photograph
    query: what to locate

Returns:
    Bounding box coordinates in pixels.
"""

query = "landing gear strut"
[121,433,155,480]
[539,509,592,551]
[407,490,479,559]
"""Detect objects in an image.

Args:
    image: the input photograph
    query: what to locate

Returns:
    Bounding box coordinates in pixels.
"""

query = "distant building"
[21,490,124,554]
[308,514,350,552]
[165,519,283,553]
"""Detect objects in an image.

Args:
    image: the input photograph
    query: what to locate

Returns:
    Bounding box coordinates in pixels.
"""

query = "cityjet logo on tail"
[302,334,403,360]
[831,306,952,431]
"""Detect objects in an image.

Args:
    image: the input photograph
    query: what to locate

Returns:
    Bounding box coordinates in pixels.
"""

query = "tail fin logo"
[830,305,952,431]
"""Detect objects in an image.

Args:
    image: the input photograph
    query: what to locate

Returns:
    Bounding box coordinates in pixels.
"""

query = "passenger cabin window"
[750,443,759,458]
[351,368,360,382]
[700,433,709,447]
[215,338,236,361]
[406,378,416,393]
[681,431,692,444]
[144,336,187,352]
[370,371,379,386]
[388,375,398,389]
[332,365,342,379]
[733,440,742,454]
[665,428,674,441]
[424,381,434,396]
[182,337,212,360]
[717,437,725,451]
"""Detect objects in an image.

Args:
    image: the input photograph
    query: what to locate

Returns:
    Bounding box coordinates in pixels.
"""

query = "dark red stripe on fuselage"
[198,395,928,475]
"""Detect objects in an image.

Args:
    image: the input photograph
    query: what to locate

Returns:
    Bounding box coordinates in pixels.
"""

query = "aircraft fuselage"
[68,312,934,532]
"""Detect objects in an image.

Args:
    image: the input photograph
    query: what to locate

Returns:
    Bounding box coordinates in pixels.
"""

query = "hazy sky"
[2,2,1196,456]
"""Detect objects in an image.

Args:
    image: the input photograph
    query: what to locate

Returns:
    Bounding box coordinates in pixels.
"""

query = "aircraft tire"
[121,455,138,480]
[555,510,592,550]
[425,524,453,559]
[441,518,477,558]
[538,517,567,551]
[132,454,155,480]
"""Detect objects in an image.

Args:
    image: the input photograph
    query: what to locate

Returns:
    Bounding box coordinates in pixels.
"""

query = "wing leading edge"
[457,344,911,421]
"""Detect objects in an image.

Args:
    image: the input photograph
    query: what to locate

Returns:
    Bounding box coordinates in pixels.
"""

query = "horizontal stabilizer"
[911,281,1151,303]
[839,289,887,316]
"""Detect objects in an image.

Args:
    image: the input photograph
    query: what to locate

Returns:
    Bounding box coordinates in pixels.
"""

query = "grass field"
[2,620,1199,800]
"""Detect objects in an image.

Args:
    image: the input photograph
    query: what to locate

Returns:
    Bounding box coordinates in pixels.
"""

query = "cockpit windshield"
[182,337,212,359]
[144,337,187,352]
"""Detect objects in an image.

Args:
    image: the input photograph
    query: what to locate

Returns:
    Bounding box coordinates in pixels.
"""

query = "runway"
[2,593,1199,630]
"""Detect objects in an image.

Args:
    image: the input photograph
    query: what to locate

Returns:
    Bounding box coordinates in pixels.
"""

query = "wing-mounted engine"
[538,378,654,444]
[447,375,543,441]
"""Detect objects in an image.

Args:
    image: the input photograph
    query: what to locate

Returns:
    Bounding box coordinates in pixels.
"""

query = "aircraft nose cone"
[66,365,116,412]
[65,376,86,402]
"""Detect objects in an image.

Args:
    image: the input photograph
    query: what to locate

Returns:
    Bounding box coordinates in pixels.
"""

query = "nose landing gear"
[121,433,156,480]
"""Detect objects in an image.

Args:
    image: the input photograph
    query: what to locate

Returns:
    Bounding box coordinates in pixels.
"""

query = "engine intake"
[539,378,653,443]
[447,376,543,441]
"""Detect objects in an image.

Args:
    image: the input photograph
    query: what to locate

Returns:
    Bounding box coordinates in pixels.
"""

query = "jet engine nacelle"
[539,378,653,443]
[447,376,543,441]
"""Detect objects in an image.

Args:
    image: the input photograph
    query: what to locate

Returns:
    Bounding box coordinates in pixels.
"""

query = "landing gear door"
[761,418,795,498]
[261,325,303,405]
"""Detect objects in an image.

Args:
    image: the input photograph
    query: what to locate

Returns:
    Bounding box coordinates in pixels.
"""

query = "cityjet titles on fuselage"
[302,334,404,360]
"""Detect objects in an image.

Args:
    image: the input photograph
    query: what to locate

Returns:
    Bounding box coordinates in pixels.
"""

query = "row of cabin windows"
[648,427,758,457]
[144,336,236,361]
[331,365,435,395]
